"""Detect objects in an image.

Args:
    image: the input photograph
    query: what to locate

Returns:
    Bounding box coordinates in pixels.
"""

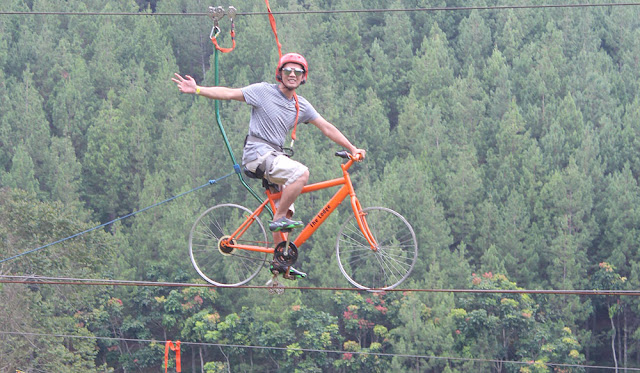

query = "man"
[172,52,366,278]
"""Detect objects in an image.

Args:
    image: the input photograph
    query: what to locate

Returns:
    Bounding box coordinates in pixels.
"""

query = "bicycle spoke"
[372,247,405,282]
[192,225,219,240]
[377,252,410,283]
[189,204,268,287]
[337,207,417,290]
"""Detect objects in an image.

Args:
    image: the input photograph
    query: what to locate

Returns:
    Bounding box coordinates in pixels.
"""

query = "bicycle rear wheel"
[336,207,417,290]
[189,204,268,287]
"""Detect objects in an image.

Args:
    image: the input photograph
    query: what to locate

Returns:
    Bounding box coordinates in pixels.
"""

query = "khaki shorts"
[244,153,308,215]
[244,152,308,187]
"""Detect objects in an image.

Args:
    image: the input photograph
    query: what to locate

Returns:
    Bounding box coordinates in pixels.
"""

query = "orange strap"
[164,341,181,373]
[265,0,299,144]
[211,25,236,53]
[292,93,300,142]
[265,0,282,58]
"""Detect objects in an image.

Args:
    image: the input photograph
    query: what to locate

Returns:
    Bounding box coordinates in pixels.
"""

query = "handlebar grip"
[335,150,363,161]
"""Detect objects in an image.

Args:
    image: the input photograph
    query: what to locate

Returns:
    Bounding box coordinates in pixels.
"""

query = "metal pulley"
[208,6,237,53]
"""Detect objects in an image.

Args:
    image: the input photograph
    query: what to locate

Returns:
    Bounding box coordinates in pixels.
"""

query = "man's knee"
[289,168,309,185]
[298,169,310,184]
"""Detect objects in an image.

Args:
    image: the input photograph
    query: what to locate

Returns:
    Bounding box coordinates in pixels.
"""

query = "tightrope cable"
[1,275,637,296]
[0,171,237,264]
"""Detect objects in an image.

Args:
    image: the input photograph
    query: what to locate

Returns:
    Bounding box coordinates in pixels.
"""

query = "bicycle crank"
[273,241,298,268]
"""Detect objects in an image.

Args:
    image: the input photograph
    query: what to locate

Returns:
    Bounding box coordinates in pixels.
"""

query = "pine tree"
[1,144,40,194]
[456,10,492,71]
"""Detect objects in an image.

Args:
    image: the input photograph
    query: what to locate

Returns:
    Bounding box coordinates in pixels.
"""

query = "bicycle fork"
[351,197,378,251]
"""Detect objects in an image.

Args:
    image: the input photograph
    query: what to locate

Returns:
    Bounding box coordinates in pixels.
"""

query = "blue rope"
[0,171,237,264]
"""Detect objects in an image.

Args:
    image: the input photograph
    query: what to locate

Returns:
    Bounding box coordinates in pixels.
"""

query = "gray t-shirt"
[241,82,320,164]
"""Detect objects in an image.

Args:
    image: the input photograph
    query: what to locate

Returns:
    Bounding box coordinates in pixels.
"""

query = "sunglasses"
[281,67,305,77]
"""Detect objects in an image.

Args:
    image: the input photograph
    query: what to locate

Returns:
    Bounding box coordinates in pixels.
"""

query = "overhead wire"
[0,2,640,17]
[1,330,637,371]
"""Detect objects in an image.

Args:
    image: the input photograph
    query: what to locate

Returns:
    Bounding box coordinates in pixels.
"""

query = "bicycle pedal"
[283,266,305,280]
[265,276,277,286]
[282,266,291,279]
[266,275,285,295]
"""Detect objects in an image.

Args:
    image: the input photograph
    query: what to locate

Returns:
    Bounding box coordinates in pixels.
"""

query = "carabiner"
[210,25,221,40]
[208,6,237,53]
[208,6,224,38]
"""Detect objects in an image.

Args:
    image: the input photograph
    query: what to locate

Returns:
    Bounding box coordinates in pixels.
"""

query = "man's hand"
[172,73,197,94]
[351,148,366,161]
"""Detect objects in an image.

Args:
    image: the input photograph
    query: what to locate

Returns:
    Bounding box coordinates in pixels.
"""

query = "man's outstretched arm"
[172,73,245,102]
[310,116,366,159]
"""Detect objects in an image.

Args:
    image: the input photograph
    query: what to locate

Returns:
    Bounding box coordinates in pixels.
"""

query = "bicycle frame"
[223,155,378,253]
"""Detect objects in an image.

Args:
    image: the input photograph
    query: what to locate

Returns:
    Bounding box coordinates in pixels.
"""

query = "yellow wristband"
[195,87,201,95]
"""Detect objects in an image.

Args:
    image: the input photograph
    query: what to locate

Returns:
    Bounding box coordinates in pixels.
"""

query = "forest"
[2,0,640,371]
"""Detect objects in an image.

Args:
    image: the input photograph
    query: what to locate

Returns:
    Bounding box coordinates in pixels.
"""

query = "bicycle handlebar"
[334,150,363,161]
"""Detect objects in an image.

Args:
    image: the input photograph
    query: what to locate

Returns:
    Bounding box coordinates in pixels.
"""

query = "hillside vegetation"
[2,0,640,371]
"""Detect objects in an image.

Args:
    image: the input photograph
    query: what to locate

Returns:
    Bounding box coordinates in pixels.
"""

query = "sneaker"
[285,267,307,279]
[270,264,307,279]
[269,217,304,232]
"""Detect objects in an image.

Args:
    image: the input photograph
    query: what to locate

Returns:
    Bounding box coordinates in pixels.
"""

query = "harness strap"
[292,94,300,144]
[265,0,283,57]
[244,134,280,180]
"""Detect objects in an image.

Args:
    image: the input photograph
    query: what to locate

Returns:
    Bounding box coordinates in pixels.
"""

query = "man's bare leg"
[272,169,309,221]
[269,170,309,279]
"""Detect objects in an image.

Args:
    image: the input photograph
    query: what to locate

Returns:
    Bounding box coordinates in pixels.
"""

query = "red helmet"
[275,53,308,84]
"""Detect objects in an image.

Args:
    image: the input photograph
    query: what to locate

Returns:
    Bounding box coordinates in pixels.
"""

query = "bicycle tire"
[336,207,418,290]
[189,203,268,287]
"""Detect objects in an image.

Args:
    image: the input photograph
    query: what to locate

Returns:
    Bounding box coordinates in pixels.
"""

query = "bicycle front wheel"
[189,204,268,287]
[337,207,418,290]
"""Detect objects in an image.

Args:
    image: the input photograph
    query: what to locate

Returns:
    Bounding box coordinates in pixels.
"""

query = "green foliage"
[3,1,640,371]
[452,273,586,372]
[0,188,116,372]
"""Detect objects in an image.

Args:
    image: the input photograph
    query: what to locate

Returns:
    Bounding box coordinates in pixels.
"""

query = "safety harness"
[243,134,284,181]
[207,3,300,190]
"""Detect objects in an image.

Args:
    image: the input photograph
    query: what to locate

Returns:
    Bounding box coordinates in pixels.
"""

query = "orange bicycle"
[188,151,418,290]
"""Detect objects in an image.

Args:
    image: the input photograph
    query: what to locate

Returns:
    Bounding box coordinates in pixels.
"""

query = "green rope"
[213,49,272,216]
